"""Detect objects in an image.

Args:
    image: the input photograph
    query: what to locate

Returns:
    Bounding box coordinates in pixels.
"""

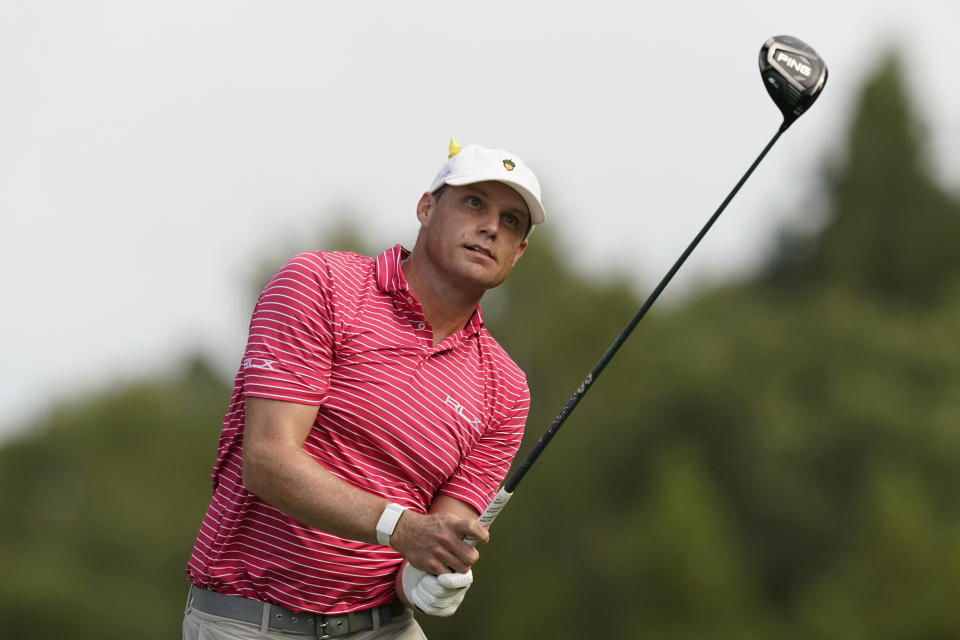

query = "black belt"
[188,585,411,638]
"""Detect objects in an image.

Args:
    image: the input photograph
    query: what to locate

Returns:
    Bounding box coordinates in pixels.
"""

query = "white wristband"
[376,503,407,547]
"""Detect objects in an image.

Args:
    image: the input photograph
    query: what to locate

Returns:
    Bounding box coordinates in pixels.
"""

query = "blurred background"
[2,1,959,638]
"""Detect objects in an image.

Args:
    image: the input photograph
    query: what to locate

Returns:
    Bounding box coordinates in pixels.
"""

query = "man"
[184,139,545,639]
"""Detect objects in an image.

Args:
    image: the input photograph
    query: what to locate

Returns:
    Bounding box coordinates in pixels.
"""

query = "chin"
[452,272,501,295]
[446,257,511,292]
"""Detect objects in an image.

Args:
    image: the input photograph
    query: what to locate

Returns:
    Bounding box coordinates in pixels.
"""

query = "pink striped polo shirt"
[186,244,529,614]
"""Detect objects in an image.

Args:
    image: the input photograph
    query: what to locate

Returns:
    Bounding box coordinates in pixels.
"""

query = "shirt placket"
[398,292,433,349]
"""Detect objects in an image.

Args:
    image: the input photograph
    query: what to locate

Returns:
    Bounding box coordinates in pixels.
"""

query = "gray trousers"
[183,598,427,640]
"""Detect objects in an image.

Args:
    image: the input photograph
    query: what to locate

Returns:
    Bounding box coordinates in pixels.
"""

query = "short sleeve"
[241,253,335,405]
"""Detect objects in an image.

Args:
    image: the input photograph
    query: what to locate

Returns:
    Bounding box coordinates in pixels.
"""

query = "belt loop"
[260,602,270,634]
[317,615,330,639]
[371,606,381,630]
[184,584,195,617]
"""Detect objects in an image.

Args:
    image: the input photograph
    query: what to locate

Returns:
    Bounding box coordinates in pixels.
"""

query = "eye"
[502,213,518,228]
[466,196,483,209]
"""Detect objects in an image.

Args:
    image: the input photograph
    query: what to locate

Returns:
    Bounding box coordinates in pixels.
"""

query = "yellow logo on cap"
[503,159,516,171]
[448,138,462,158]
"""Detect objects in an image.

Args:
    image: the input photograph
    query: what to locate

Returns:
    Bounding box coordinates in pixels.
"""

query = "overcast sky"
[2,1,958,441]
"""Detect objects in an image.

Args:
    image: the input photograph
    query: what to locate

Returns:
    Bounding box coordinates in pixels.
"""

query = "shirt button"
[416,322,425,330]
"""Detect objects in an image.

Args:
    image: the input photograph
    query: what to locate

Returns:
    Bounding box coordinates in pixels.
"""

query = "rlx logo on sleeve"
[242,358,278,371]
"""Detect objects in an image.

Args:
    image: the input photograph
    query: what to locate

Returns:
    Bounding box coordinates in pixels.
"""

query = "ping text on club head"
[776,51,812,77]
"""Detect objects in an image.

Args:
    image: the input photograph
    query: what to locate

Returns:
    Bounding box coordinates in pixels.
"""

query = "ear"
[416,192,435,227]
[511,238,529,267]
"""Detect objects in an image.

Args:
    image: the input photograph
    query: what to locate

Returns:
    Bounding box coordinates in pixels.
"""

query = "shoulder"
[477,328,529,391]
[257,251,377,321]
[313,249,375,272]
[280,250,372,274]
[273,250,375,288]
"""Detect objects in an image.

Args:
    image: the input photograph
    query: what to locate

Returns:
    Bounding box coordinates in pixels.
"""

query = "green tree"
[770,53,960,305]
[0,358,228,638]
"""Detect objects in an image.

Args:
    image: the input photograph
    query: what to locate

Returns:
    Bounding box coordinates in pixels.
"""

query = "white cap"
[428,139,545,226]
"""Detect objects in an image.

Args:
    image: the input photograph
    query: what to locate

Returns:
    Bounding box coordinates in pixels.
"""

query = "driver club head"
[759,35,828,130]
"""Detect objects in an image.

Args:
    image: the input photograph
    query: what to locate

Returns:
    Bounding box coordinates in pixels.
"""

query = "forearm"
[243,438,387,545]
[246,443,490,574]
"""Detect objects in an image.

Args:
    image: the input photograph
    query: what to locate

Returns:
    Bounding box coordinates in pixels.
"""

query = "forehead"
[450,181,529,217]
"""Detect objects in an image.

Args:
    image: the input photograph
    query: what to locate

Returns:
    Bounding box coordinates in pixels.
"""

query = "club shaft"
[502,126,785,494]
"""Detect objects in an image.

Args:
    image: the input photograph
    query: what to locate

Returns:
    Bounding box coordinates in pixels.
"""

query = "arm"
[242,396,489,573]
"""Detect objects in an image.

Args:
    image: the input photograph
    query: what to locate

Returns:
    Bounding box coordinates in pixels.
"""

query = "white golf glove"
[400,563,473,617]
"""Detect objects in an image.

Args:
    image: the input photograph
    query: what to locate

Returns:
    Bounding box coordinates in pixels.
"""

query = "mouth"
[464,244,495,261]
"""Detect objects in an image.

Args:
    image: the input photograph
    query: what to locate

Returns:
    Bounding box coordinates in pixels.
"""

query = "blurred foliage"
[3,52,960,639]
[0,358,228,638]
[767,52,960,306]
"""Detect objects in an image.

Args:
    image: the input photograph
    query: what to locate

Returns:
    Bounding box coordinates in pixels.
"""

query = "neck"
[402,252,482,345]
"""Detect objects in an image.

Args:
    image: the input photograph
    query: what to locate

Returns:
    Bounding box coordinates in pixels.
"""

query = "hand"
[389,510,488,575]
[398,562,473,617]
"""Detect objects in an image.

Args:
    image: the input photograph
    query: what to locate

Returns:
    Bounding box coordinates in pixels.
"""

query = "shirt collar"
[375,243,410,293]
[374,243,485,336]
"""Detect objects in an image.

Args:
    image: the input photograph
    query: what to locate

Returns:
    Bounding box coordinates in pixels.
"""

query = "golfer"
[183,139,544,639]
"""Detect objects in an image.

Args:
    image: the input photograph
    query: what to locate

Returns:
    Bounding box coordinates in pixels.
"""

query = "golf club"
[466,35,828,542]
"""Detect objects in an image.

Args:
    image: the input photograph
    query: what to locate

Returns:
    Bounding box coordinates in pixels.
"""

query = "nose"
[477,211,499,237]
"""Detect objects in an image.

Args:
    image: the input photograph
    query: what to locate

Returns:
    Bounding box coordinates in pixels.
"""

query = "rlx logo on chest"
[444,395,484,431]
